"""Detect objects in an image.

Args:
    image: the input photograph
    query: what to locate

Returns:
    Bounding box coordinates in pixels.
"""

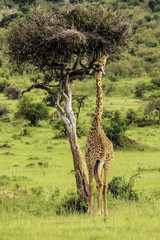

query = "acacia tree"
[6,4,131,203]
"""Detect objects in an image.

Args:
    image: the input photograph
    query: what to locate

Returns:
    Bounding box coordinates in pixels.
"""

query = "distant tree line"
[11,0,35,4]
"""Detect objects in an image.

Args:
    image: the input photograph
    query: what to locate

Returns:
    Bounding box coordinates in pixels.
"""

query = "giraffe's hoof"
[104,212,108,217]
[88,209,92,215]
[97,211,102,216]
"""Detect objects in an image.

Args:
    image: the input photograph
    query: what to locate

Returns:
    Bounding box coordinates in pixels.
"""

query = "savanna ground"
[0,74,160,240]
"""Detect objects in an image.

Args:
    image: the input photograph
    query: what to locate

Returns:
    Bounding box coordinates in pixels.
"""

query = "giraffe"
[85,54,114,216]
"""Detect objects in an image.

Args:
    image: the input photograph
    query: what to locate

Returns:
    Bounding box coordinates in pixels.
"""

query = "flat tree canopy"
[6,4,131,75]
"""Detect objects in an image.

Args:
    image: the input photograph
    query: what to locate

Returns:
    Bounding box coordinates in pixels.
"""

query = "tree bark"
[67,125,89,203]
[55,77,89,203]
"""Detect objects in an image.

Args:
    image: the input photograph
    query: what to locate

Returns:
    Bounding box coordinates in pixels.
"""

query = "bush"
[30,73,43,84]
[145,15,152,22]
[125,108,138,126]
[5,86,22,99]
[52,120,67,138]
[134,82,146,98]
[43,92,57,107]
[55,190,88,215]
[108,175,139,201]
[151,77,160,87]
[76,120,88,137]
[13,0,36,5]
[19,5,30,14]
[0,80,8,92]
[52,118,87,139]
[69,0,79,4]
[148,0,157,12]
[103,110,127,147]
[144,98,160,124]
[46,0,64,2]
[0,105,9,117]
[15,96,49,125]
[0,13,24,28]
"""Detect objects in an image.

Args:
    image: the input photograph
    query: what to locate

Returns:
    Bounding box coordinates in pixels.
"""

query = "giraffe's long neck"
[93,70,103,124]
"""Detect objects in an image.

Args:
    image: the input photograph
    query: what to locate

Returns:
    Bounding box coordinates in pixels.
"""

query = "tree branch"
[69,69,93,81]
[54,92,70,126]
[72,53,81,71]
[22,83,57,96]
[22,82,71,126]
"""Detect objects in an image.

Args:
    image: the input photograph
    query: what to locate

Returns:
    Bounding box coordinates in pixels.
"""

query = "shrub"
[0,105,9,117]
[0,13,24,28]
[148,0,157,12]
[13,0,36,5]
[108,175,139,201]
[69,0,79,4]
[43,94,57,107]
[76,120,88,137]
[125,108,138,126]
[103,110,127,147]
[44,72,53,84]
[52,120,67,138]
[5,86,22,99]
[46,0,65,2]
[19,5,30,14]
[136,117,153,127]
[151,77,160,87]
[52,118,87,139]
[144,98,160,124]
[55,190,88,215]
[30,73,43,84]
[145,15,152,22]
[134,82,146,98]
[0,80,8,92]
[15,96,49,125]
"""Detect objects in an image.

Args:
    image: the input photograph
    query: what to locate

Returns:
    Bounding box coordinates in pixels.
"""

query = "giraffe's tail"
[94,160,100,177]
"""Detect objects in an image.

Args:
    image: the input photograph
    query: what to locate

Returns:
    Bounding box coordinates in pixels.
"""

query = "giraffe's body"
[85,55,114,216]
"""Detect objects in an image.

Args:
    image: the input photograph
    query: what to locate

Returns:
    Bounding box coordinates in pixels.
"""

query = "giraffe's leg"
[88,171,94,215]
[104,151,114,217]
[104,166,109,217]
[101,168,104,214]
[94,161,103,216]
[97,179,103,215]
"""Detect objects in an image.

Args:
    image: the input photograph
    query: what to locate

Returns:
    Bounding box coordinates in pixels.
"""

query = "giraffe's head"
[94,54,110,74]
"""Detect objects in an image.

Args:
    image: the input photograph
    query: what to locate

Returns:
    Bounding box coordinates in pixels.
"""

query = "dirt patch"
[0,190,16,198]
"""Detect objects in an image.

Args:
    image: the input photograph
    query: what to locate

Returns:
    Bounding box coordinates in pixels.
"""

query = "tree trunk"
[67,124,89,203]
[55,78,89,203]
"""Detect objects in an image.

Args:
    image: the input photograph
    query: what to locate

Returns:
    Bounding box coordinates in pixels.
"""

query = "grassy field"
[0,201,159,240]
[0,74,160,239]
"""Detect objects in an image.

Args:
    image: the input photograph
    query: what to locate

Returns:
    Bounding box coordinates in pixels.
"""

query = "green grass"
[0,200,160,240]
[0,49,159,240]
[0,92,160,239]
[0,71,160,239]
